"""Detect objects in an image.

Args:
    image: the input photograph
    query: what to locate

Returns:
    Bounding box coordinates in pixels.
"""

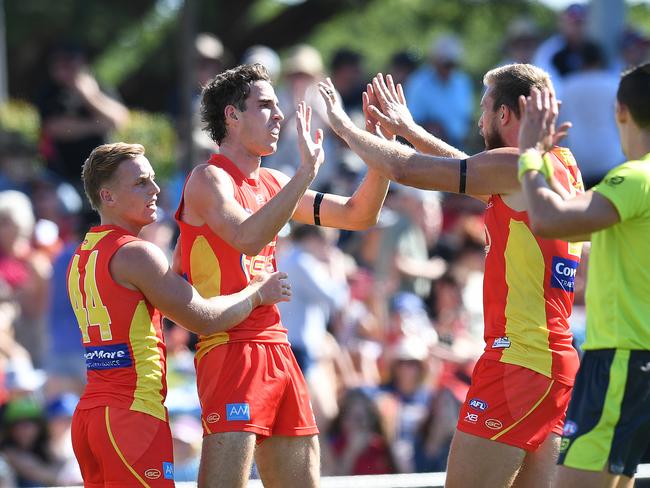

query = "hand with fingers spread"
[362,83,394,140]
[249,271,292,305]
[295,101,325,178]
[366,73,415,139]
[318,77,354,136]
[518,87,570,154]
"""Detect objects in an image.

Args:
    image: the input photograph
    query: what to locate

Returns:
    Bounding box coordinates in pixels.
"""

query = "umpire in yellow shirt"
[516,63,650,488]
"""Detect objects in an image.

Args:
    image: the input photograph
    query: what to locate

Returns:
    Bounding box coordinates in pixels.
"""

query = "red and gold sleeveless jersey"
[67,225,167,421]
[175,154,286,362]
[482,147,583,386]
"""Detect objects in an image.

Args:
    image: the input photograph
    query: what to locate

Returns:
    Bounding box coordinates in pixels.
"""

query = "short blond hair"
[483,64,552,118]
[82,142,145,210]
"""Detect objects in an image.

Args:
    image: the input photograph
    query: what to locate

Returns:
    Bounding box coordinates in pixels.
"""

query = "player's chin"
[143,207,158,223]
[260,142,278,156]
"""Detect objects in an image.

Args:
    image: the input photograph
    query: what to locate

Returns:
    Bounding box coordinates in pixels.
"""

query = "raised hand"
[518,87,569,154]
[363,83,394,140]
[250,271,291,305]
[295,101,325,177]
[366,73,415,139]
[318,77,353,136]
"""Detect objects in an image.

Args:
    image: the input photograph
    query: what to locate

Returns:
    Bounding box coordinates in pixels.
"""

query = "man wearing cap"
[404,34,473,149]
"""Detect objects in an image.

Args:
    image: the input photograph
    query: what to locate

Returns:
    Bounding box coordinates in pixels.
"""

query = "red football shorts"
[72,406,174,487]
[456,357,573,451]
[196,342,319,439]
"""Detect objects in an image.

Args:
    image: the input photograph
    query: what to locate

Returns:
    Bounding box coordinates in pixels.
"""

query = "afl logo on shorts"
[485,419,502,430]
[144,469,161,479]
[468,398,488,411]
[206,413,220,423]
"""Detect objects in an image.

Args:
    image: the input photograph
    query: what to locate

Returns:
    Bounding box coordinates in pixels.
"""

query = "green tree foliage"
[112,111,177,181]
[307,0,554,79]
[0,100,40,144]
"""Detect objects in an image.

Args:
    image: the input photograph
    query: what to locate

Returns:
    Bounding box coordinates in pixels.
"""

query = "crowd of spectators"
[0,3,648,485]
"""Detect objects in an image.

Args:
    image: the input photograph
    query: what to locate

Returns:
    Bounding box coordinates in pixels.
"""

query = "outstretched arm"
[319,78,520,197]
[111,241,291,335]
[518,87,620,238]
[267,85,391,230]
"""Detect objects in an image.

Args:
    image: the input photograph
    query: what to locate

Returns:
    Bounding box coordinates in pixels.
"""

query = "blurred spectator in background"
[45,394,82,486]
[559,42,625,188]
[34,43,129,187]
[169,414,202,482]
[263,44,340,189]
[0,456,14,488]
[405,34,473,149]
[0,396,73,487]
[377,335,434,473]
[374,187,446,301]
[0,191,51,367]
[533,3,592,97]
[386,51,419,89]
[324,388,396,476]
[191,33,226,159]
[278,224,349,376]
[330,49,367,117]
[242,45,282,82]
[499,17,541,66]
[615,28,650,72]
[0,133,40,194]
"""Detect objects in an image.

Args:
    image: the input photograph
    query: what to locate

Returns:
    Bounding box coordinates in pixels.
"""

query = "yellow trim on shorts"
[105,406,151,487]
[491,380,555,441]
[202,417,212,434]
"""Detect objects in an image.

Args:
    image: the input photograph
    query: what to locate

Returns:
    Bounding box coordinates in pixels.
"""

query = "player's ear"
[500,104,512,126]
[615,100,628,125]
[224,105,239,122]
[99,187,115,207]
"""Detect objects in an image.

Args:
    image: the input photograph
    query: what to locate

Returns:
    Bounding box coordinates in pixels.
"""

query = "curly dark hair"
[200,63,271,144]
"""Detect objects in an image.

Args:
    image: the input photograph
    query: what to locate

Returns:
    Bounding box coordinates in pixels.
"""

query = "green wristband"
[518,150,554,182]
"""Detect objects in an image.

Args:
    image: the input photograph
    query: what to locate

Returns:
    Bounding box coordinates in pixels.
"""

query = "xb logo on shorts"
[226,403,251,421]
[468,398,488,411]
[464,412,479,423]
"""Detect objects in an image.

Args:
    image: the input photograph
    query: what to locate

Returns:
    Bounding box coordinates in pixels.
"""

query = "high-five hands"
[518,87,571,154]
[318,78,353,136]
[295,101,325,177]
[365,73,414,139]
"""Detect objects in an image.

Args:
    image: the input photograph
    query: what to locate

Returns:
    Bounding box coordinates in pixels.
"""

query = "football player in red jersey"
[69,142,290,487]
[319,65,583,488]
[175,63,389,488]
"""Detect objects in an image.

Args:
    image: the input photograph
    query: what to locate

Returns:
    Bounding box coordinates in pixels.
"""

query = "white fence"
[167,465,650,488]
